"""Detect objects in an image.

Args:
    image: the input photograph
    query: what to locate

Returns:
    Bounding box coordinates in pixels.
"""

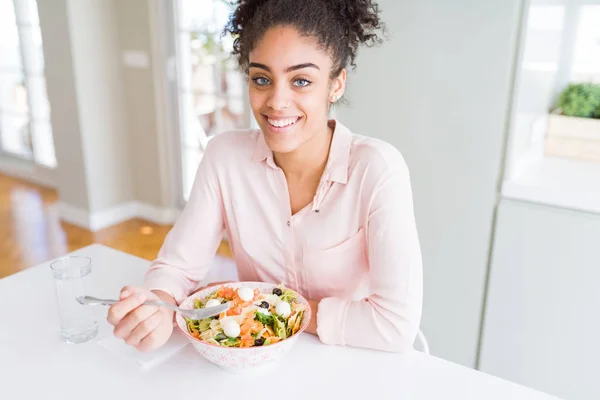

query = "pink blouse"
[144,120,423,352]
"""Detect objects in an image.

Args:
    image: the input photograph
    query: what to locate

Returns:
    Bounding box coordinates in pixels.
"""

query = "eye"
[293,78,312,87]
[252,77,270,86]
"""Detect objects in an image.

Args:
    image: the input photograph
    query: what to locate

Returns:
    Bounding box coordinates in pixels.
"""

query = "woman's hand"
[306,299,319,335]
[107,286,175,352]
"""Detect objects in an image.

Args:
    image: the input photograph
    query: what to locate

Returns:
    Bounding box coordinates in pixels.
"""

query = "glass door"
[172,0,251,201]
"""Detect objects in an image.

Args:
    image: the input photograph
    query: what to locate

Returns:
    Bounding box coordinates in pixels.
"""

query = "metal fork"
[76,296,230,320]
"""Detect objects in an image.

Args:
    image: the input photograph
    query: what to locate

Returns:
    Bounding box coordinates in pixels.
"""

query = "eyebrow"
[248,62,320,73]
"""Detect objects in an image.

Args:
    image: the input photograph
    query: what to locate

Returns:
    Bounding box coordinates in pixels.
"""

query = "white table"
[0,244,560,400]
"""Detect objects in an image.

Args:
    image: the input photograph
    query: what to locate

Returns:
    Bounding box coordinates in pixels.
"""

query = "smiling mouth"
[264,116,301,128]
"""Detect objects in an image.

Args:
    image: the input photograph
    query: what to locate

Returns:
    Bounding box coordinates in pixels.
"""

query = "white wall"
[37,0,89,209]
[34,0,178,230]
[337,0,523,367]
[480,199,600,400]
[115,0,173,209]
[67,0,133,213]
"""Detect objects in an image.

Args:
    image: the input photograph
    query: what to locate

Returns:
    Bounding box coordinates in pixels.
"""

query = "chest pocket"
[302,228,368,300]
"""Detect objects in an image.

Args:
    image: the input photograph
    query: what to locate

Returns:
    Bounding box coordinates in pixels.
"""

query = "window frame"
[0,0,56,169]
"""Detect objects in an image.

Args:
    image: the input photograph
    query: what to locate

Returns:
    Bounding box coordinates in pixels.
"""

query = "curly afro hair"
[224,0,385,78]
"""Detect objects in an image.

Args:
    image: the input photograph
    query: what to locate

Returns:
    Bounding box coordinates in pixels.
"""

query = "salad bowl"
[175,281,311,372]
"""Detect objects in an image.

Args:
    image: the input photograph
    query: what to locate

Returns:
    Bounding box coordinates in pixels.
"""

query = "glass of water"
[50,256,98,344]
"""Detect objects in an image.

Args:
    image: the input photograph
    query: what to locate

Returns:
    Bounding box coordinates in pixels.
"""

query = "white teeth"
[267,117,298,127]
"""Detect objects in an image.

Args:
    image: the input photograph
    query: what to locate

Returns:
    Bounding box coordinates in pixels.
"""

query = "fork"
[76,296,230,320]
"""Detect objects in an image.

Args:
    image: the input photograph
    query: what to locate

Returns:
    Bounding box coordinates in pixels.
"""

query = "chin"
[262,135,299,154]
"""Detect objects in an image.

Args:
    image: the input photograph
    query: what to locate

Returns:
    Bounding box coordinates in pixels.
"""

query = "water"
[52,257,98,344]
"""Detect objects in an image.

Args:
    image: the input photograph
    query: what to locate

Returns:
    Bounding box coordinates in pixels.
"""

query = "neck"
[274,122,334,181]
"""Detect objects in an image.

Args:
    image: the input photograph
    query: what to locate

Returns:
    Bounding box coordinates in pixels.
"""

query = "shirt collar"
[252,129,277,169]
[322,119,351,184]
[252,119,352,184]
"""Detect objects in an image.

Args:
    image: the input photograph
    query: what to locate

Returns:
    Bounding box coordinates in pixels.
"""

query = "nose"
[266,83,291,111]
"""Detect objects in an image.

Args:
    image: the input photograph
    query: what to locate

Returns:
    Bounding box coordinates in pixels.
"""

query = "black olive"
[273,288,283,296]
[254,337,265,346]
[259,301,269,309]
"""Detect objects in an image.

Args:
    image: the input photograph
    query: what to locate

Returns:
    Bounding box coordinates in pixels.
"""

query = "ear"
[329,68,347,103]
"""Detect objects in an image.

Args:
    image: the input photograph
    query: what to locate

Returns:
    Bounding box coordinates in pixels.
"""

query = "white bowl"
[175,281,311,372]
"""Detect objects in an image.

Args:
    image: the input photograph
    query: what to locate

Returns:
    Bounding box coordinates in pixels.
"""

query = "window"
[502,1,600,215]
[174,0,249,200]
[570,5,600,84]
[0,0,55,167]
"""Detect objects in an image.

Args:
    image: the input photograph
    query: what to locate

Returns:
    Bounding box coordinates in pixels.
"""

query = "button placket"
[275,168,296,288]
[285,220,295,288]
[294,235,308,297]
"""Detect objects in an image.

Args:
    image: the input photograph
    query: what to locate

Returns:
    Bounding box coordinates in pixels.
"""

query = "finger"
[136,329,165,352]
[107,293,146,326]
[124,310,163,347]
[120,285,144,300]
[113,303,159,339]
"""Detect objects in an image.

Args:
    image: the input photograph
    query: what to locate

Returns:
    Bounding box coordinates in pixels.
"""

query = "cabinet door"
[479,199,600,400]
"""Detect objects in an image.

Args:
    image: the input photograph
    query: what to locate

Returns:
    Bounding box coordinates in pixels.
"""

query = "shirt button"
[287,221,291,227]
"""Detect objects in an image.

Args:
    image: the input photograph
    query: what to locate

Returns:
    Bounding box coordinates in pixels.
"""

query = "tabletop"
[0,244,560,400]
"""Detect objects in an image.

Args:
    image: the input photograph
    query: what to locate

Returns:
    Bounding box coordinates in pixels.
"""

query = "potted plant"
[545,83,600,163]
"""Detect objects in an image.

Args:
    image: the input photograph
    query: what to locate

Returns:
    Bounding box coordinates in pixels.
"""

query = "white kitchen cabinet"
[479,198,600,400]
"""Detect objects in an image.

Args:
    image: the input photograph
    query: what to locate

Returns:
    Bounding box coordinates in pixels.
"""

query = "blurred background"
[0,0,599,398]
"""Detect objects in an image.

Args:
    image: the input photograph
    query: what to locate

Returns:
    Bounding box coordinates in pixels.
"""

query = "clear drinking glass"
[50,256,98,344]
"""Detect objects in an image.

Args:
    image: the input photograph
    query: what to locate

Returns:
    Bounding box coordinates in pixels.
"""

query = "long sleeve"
[316,161,423,352]
[143,139,225,304]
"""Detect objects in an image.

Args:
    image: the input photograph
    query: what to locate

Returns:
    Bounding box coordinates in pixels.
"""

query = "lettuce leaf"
[254,311,286,339]
[221,337,241,347]
[254,311,274,327]
[279,289,297,304]
[205,289,221,302]
[273,315,287,340]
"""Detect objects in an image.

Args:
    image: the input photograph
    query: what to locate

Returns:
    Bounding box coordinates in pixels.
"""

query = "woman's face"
[248,26,345,154]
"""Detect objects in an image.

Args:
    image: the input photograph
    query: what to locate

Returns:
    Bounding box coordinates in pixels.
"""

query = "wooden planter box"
[545,114,600,163]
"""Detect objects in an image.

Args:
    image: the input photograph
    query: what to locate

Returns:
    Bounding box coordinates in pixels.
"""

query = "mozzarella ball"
[221,319,240,338]
[276,301,291,318]
[237,287,254,302]
[205,299,221,308]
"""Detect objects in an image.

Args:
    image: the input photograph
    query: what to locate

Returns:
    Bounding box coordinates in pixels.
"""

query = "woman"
[107,0,422,354]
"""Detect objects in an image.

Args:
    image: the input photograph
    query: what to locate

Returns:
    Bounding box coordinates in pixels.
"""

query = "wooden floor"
[0,173,231,279]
